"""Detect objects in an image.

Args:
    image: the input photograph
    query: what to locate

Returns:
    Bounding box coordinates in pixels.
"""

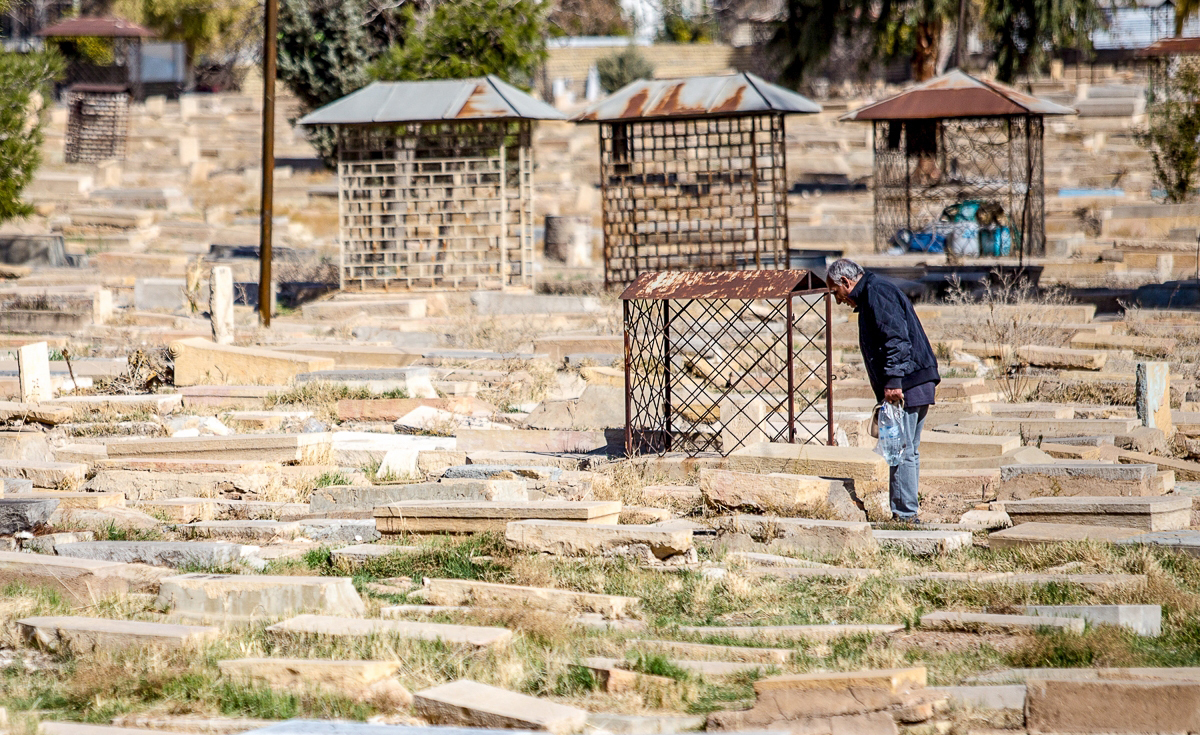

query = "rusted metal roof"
[298,76,566,125]
[574,72,820,122]
[841,70,1075,121]
[620,270,825,300]
[1140,36,1200,56]
[36,16,155,38]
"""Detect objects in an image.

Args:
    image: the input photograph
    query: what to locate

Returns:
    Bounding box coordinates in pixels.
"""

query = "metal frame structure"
[298,77,565,291]
[870,115,1045,257]
[843,70,1074,261]
[37,16,153,101]
[622,270,833,458]
[575,74,821,289]
[1140,37,1200,102]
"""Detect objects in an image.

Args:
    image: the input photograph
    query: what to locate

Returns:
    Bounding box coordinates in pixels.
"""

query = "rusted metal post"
[257,0,278,327]
[786,295,795,443]
[750,119,762,270]
[825,290,835,446]
[624,298,633,456]
[662,299,672,452]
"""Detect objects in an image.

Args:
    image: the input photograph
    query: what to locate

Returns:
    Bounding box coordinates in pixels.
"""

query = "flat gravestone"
[1117,530,1200,557]
[990,522,1147,549]
[872,529,972,556]
[1024,604,1161,636]
[377,501,621,535]
[18,616,218,651]
[1002,496,1190,532]
[920,611,1085,633]
[414,679,588,734]
[54,541,253,568]
[266,614,512,649]
[676,624,902,642]
[0,497,57,534]
[157,573,366,620]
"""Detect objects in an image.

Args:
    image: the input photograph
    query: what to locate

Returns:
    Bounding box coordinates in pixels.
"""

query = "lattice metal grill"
[337,120,534,291]
[64,86,129,164]
[622,270,832,457]
[600,113,789,289]
[872,115,1045,258]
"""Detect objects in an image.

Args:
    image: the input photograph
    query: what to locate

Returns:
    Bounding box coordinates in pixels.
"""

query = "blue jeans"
[889,405,928,519]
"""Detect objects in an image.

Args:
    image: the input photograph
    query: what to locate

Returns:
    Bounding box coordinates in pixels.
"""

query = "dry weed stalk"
[944,272,1075,402]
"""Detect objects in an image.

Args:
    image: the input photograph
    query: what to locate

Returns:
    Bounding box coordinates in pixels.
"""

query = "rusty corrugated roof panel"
[298,76,567,126]
[574,72,820,122]
[620,270,825,300]
[841,70,1075,121]
[36,16,155,38]
[1140,36,1200,56]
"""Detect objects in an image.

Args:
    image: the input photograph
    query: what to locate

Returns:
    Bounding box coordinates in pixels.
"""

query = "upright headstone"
[178,136,200,166]
[209,266,235,345]
[1136,361,1173,438]
[17,342,52,402]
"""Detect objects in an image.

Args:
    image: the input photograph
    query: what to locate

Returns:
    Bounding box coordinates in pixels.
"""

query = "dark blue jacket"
[850,271,940,402]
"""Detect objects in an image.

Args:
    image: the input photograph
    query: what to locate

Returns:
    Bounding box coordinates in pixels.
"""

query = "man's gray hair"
[826,258,864,283]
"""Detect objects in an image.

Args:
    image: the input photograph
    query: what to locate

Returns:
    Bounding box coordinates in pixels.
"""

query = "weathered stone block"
[170,338,335,386]
[989,522,1146,550]
[1002,496,1190,531]
[699,469,841,513]
[1026,679,1200,734]
[505,519,692,560]
[376,500,620,535]
[720,515,877,556]
[266,614,512,648]
[422,578,639,619]
[414,679,588,734]
[18,616,218,651]
[1024,604,1161,636]
[157,573,366,621]
[998,462,1158,499]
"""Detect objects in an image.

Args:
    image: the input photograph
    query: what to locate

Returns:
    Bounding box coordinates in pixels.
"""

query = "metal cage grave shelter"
[843,70,1075,261]
[622,269,833,458]
[1140,37,1200,103]
[298,77,567,291]
[575,73,821,289]
[38,16,155,164]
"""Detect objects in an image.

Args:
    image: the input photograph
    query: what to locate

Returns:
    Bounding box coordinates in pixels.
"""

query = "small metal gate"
[622,270,833,457]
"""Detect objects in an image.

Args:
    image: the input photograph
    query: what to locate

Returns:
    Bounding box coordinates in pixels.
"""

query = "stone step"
[157,573,365,621]
[421,578,639,619]
[0,459,87,487]
[18,616,218,651]
[134,498,216,523]
[54,541,258,569]
[926,684,1025,712]
[951,417,1140,440]
[1001,496,1191,531]
[753,667,926,694]
[171,338,336,388]
[676,624,902,642]
[1023,604,1161,636]
[872,529,972,556]
[504,520,693,562]
[375,500,621,534]
[725,443,888,488]
[920,611,1085,633]
[413,678,588,734]
[265,614,512,648]
[698,468,843,514]
[630,639,792,664]
[989,522,1146,549]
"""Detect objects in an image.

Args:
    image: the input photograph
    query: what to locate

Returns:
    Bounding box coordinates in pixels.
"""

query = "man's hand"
[884,387,904,404]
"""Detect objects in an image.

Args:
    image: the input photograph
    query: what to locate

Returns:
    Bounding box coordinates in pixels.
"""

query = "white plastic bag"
[875,402,905,466]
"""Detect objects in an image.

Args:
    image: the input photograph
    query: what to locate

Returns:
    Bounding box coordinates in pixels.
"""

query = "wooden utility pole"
[258,0,278,327]
[955,0,969,70]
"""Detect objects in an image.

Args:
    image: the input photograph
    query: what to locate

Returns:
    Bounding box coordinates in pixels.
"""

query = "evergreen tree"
[0,50,62,225]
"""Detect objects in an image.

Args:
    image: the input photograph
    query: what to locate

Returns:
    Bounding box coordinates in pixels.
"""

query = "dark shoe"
[892,515,923,524]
